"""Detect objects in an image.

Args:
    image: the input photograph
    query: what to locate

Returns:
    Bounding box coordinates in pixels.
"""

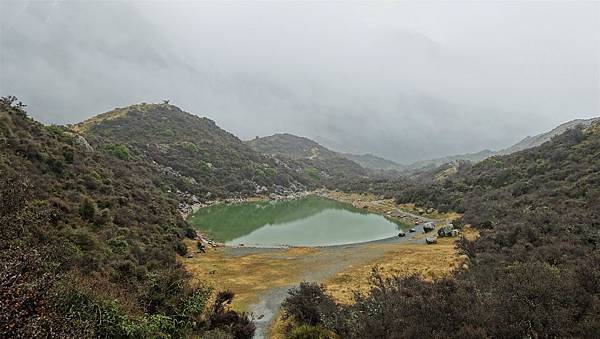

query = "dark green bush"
[106,143,131,160]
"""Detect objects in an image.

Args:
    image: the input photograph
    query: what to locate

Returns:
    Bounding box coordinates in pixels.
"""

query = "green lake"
[187,196,409,247]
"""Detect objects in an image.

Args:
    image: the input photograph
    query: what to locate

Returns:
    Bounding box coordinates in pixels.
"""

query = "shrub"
[79,198,97,222]
[181,141,199,153]
[281,282,336,326]
[201,328,235,339]
[287,325,336,339]
[106,143,131,160]
[207,290,255,339]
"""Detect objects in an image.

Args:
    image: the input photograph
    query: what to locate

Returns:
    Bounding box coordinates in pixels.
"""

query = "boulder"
[73,135,94,153]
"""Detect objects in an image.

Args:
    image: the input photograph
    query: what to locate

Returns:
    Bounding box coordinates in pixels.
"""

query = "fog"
[1,1,599,163]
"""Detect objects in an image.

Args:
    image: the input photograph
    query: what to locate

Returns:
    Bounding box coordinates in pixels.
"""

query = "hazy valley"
[2,2,599,338]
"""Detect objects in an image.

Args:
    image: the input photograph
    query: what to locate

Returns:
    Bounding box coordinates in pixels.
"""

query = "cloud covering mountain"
[1,1,598,162]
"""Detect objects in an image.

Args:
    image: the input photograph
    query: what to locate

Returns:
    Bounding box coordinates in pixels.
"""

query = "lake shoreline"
[185,189,438,249]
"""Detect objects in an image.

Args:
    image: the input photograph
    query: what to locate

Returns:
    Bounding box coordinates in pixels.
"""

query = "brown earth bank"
[180,190,477,338]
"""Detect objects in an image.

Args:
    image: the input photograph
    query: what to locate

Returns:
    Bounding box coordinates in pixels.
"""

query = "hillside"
[403,117,599,172]
[497,116,599,155]
[247,133,368,180]
[76,103,309,199]
[308,121,600,337]
[404,149,495,172]
[340,152,405,171]
[0,97,253,337]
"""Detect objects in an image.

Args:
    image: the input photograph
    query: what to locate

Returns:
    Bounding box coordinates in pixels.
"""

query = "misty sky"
[1,1,599,163]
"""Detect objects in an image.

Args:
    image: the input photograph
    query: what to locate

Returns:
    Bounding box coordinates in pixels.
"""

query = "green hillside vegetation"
[247,133,368,180]
[0,97,253,338]
[284,122,600,337]
[78,104,309,198]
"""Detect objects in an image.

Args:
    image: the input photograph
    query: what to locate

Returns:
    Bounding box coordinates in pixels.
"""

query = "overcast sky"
[1,1,599,163]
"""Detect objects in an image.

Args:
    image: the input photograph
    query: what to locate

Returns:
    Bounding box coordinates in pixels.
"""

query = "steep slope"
[246,133,368,179]
[341,152,405,171]
[76,103,308,198]
[0,97,251,337]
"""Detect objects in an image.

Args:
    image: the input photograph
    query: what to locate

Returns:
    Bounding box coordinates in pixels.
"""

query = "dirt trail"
[249,236,420,338]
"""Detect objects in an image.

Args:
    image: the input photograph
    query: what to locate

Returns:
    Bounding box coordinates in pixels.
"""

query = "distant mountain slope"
[404,117,599,172]
[246,133,367,179]
[341,153,405,171]
[76,103,308,198]
[497,117,600,155]
[246,133,339,159]
[405,149,495,172]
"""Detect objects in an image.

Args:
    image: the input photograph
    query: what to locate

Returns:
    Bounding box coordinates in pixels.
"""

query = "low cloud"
[1,1,598,162]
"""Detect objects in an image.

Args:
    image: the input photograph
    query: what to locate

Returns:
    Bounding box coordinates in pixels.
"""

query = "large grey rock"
[73,135,94,153]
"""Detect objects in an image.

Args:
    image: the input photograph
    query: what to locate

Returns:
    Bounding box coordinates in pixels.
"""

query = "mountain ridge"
[340,152,405,171]
[402,116,600,172]
[246,133,368,179]
[77,103,310,198]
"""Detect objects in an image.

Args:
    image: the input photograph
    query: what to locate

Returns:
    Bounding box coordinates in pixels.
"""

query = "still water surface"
[188,196,408,247]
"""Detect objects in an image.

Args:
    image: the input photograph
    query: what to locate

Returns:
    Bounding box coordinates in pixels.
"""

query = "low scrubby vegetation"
[247,133,368,182]
[0,97,253,338]
[284,122,600,337]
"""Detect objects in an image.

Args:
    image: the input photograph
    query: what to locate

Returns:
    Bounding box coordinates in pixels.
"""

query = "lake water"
[187,196,408,247]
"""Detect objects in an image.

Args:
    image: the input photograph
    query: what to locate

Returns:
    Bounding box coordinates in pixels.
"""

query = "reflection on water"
[188,196,408,247]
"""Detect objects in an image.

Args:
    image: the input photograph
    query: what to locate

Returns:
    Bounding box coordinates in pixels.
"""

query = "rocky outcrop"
[73,135,94,153]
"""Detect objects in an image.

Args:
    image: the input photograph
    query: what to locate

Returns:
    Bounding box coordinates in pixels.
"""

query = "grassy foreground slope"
[284,122,600,338]
[0,97,253,338]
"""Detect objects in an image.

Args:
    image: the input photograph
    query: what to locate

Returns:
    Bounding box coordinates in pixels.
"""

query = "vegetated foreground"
[280,122,600,338]
[0,98,254,338]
